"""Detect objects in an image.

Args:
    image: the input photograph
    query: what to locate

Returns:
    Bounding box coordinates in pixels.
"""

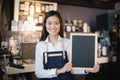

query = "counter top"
[4,57,108,75]
[5,63,35,75]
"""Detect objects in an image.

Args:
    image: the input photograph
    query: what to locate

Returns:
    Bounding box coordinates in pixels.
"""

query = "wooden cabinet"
[8,0,58,43]
[13,0,57,32]
[14,0,57,22]
[96,10,120,62]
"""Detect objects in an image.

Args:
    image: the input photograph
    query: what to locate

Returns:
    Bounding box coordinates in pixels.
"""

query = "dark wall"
[57,4,108,29]
[96,13,108,30]
[2,0,14,30]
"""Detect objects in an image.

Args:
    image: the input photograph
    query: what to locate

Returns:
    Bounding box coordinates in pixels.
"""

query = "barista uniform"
[41,37,73,80]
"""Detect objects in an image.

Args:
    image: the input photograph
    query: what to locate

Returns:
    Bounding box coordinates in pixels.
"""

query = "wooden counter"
[4,57,109,75]
[5,63,35,75]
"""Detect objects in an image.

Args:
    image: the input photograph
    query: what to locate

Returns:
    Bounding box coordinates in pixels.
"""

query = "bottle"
[29,3,34,16]
[102,46,107,56]
[72,25,76,32]
[19,2,25,11]
[98,43,102,57]
[83,23,88,32]
[66,20,72,32]
[64,20,68,32]
[87,26,91,32]
[78,19,83,32]
[8,49,13,66]
[72,20,78,31]
[38,15,43,25]
[102,39,107,57]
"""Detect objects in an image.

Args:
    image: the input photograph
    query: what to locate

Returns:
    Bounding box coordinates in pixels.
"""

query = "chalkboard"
[70,33,98,70]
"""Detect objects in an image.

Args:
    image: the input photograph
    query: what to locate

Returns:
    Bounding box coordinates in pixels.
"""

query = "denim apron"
[41,39,73,80]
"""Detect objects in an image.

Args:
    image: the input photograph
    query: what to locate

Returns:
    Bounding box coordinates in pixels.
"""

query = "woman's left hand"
[87,62,100,73]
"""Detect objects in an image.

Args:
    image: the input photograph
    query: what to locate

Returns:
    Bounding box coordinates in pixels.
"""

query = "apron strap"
[62,39,66,59]
[45,42,48,64]
[44,38,66,64]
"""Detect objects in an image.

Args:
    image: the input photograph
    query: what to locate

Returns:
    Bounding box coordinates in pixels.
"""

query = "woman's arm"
[35,42,57,78]
[86,62,100,73]
[56,62,72,75]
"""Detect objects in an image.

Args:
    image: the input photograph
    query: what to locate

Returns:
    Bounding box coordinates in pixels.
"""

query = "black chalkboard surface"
[70,33,98,70]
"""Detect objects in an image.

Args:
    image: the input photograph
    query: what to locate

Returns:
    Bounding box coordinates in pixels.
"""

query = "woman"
[35,10,99,80]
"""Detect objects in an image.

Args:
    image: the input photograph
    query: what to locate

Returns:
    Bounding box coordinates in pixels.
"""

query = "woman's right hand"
[56,62,72,75]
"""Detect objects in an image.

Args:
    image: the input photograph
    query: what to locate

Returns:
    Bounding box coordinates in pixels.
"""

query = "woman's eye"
[55,22,59,25]
[46,22,59,25]
[47,22,51,25]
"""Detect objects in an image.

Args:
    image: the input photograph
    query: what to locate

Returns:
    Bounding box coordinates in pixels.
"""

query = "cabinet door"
[96,13,108,30]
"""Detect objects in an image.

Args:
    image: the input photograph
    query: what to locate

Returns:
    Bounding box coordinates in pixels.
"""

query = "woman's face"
[46,15,60,36]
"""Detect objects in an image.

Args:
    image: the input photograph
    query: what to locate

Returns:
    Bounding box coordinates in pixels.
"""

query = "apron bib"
[41,39,73,80]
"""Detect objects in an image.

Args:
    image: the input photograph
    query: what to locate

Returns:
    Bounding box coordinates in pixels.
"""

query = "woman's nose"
[51,23,56,28]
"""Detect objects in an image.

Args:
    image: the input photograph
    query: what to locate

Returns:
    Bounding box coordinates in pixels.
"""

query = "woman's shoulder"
[36,41,45,47]
[63,38,70,43]
[63,37,70,41]
[63,38,70,49]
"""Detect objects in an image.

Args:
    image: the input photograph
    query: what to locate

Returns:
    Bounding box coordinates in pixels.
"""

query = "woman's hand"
[86,62,100,73]
[56,62,72,75]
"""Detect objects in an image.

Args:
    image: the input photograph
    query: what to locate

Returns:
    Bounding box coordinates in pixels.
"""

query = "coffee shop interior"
[0,0,120,80]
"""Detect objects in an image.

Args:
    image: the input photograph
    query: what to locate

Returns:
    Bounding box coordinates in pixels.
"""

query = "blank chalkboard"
[70,33,98,70]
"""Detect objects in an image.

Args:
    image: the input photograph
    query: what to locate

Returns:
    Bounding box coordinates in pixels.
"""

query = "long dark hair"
[40,10,64,41]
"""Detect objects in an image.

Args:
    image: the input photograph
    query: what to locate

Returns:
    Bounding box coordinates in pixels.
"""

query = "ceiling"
[43,0,120,9]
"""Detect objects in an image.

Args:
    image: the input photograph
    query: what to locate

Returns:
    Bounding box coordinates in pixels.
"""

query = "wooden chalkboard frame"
[70,33,98,70]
